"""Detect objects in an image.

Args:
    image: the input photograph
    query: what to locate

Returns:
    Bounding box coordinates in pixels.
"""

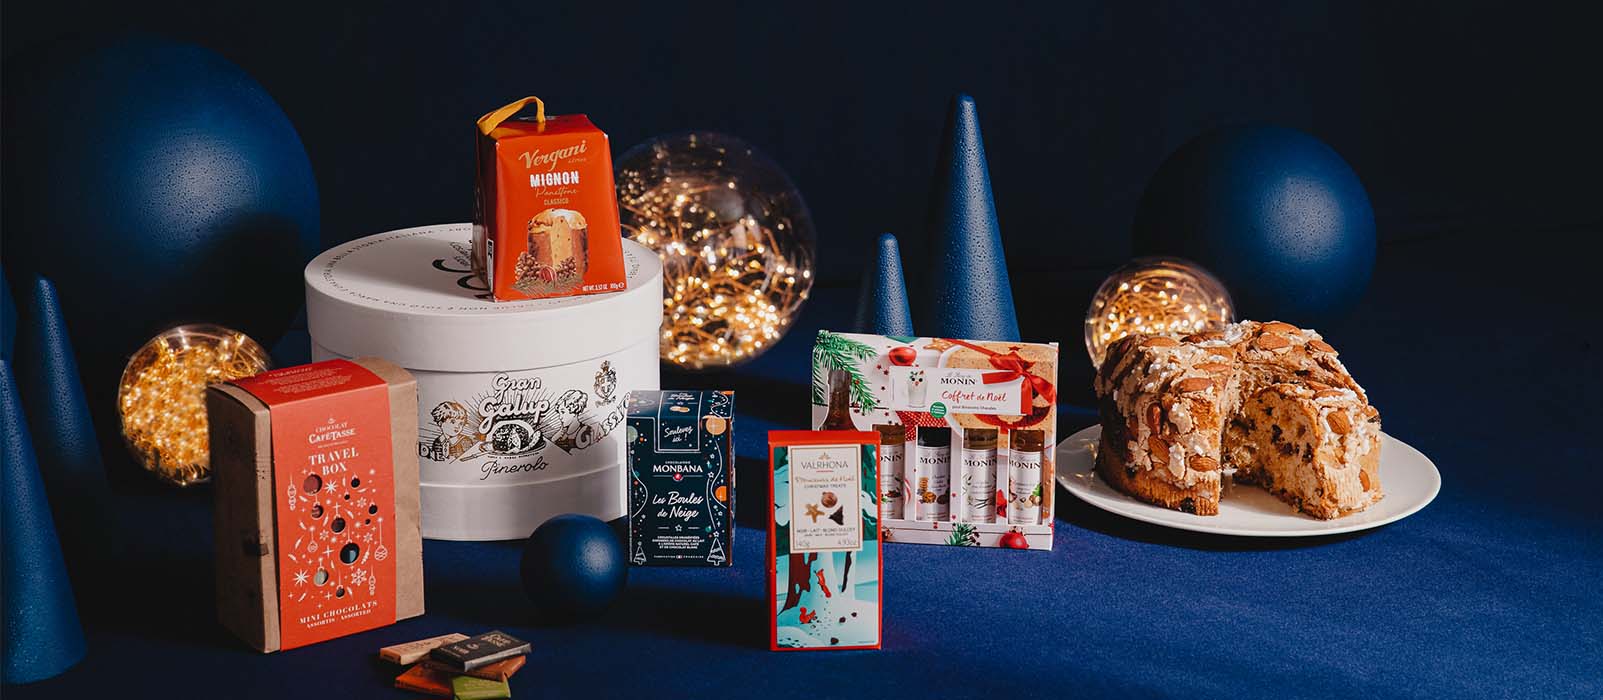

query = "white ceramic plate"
[1055,425,1441,537]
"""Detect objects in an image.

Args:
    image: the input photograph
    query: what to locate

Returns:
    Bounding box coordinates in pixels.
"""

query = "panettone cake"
[1093,321,1382,519]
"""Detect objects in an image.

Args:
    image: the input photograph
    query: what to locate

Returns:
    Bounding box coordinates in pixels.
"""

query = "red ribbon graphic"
[942,339,1057,429]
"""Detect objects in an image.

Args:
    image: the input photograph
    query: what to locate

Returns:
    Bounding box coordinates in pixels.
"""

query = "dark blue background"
[5,0,1601,344]
[3,2,1601,698]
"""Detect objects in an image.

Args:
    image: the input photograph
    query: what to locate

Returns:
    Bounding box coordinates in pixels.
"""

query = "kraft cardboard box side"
[208,356,424,652]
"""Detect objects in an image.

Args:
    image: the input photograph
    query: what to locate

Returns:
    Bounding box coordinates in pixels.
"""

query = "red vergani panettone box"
[473,96,628,301]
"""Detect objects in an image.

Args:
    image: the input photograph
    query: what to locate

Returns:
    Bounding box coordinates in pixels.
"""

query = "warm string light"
[1083,257,1234,368]
[118,325,270,486]
[617,135,815,369]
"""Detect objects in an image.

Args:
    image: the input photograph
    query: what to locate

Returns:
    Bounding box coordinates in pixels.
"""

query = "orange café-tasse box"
[474,96,628,301]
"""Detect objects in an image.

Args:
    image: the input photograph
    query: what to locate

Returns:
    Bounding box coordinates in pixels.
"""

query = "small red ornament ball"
[1000,530,1030,549]
[888,347,918,366]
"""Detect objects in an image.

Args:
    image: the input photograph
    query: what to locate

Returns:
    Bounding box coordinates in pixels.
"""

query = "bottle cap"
[962,427,997,449]
[874,424,905,444]
[1012,428,1045,451]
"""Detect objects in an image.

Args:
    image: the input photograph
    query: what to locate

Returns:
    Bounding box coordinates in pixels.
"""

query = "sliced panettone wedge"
[1093,321,1382,519]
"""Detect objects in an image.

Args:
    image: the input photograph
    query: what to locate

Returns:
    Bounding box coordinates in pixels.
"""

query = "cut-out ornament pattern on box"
[810,331,1057,550]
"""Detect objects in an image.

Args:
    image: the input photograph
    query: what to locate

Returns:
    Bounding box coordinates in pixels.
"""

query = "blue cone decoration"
[13,276,108,502]
[854,233,916,337]
[2,359,87,684]
[919,93,1021,342]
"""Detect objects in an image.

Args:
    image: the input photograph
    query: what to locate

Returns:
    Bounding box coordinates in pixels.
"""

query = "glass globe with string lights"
[1084,256,1235,368]
[117,324,271,485]
[615,132,815,370]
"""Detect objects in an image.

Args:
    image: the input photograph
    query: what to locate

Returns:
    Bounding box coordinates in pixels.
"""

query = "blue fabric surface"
[4,232,1600,698]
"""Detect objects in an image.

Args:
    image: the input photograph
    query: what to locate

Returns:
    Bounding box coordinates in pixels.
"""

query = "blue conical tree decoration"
[2,359,87,684]
[854,233,916,337]
[14,276,108,502]
[920,93,1021,342]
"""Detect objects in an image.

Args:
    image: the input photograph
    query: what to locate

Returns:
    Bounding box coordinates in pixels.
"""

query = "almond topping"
[1207,347,1236,358]
[1362,405,1381,420]
[1255,334,1292,351]
[1326,411,1352,435]
[1183,331,1225,343]
[1187,455,1220,472]
[1314,389,1347,399]
[1307,339,1337,354]
[1167,455,1187,479]
[1359,469,1374,491]
[1140,336,1180,348]
[1197,362,1233,373]
[1260,321,1299,334]
[1175,377,1214,393]
[1148,437,1170,465]
[1145,403,1163,432]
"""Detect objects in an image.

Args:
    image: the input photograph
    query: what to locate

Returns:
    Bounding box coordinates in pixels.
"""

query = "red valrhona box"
[207,357,424,652]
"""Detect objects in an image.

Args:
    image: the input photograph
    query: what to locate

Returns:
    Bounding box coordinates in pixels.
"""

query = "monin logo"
[940,374,979,386]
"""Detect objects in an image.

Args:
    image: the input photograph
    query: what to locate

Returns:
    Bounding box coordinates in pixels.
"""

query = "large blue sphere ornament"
[1132,125,1375,321]
[519,514,627,622]
[1,35,319,405]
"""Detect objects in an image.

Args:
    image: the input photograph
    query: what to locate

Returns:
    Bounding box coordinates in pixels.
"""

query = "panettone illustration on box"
[514,208,589,296]
[810,331,1059,550]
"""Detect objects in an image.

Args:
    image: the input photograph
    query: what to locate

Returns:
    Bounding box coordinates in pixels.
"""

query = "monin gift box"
[625,390,735,566]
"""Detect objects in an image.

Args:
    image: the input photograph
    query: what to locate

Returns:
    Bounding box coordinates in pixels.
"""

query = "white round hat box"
[305,223,663,541]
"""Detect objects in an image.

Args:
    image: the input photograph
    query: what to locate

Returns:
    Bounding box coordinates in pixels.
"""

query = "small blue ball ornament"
[1132,125,1376,321]
[520,514,627,621]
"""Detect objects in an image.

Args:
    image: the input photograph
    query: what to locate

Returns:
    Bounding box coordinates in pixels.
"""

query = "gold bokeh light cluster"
[118,324,270,486]
[1084,257,1234,369]
[617,133,815,370]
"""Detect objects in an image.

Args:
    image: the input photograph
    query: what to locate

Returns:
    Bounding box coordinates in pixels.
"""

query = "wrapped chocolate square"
[207,357,424,652]
[625,390,735,566]
[474,96,627,301]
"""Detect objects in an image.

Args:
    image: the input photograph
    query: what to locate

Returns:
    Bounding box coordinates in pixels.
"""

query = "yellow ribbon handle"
[477,96,545,135]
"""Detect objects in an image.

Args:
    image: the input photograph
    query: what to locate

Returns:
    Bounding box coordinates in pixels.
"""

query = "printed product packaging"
[305,223,663,541]
[208,357,423,652]
[810,331,1059,550]
[626,390,735,566]
[767,430,881,651]
[474,96,627,301]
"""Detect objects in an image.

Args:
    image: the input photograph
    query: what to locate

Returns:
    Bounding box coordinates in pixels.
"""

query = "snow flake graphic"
[293,570,309,586]
[350,569,367,586]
